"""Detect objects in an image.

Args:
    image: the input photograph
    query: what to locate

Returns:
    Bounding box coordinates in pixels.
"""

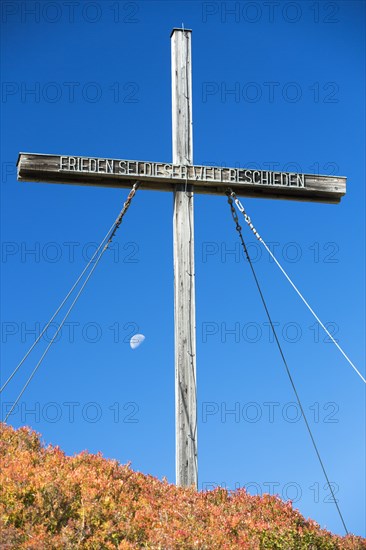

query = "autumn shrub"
[0,423,365,549]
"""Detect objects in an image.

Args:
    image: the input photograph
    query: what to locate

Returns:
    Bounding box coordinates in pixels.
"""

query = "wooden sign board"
[17,153,346,203]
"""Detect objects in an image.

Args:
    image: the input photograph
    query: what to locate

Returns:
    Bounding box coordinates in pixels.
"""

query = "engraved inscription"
[59,156,305,188]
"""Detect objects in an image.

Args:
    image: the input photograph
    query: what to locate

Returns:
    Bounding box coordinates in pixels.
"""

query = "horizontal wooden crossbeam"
[17,153,346,203]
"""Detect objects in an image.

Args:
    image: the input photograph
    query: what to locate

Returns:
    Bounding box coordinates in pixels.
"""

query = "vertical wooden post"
[171,28,197,488]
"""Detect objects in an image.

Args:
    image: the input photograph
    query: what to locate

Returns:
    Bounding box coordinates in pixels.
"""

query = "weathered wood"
[17,152,346,204]
[171,28,198,488]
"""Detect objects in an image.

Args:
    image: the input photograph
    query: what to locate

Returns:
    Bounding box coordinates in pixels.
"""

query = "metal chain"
[2,182,141,422]
[225,188,349,534]
[227,187,365,385]
[226,189,256,264]
[104,181,141,251]
[226,188,261,241]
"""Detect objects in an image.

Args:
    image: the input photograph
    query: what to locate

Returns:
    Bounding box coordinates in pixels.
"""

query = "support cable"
[226,191,349,535]
[2,182,140,421]
[227,189,365,385]
[1,224,113,394]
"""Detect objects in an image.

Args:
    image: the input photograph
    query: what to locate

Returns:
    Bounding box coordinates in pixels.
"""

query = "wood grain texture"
[17,153,346,204]
[171,28,198,489]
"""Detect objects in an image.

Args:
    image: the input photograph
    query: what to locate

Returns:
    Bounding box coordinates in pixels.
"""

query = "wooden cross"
[17,29,346,489]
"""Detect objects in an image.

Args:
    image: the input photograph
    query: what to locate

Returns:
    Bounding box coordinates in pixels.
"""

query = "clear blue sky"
[1,0,365,538]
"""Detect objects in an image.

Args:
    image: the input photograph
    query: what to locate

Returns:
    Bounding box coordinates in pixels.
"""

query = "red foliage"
[0,423,365,549]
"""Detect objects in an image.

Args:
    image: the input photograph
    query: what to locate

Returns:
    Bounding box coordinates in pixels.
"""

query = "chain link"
[225,189,253,265]
[104,181,141,251]
[226,191,242,232]
[226,188,261,241]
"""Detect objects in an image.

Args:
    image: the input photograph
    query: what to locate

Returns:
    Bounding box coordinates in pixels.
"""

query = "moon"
[130,334,145,350]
